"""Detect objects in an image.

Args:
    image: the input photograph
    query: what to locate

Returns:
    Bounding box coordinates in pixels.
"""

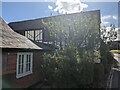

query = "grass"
[110,50,120,54]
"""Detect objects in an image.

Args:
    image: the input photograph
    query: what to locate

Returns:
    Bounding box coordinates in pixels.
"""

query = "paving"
[107,53,120,89]
[113,53,120,66]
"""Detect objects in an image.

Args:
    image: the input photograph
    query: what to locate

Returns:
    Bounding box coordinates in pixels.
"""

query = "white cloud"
[101,22,110,27]
[102,21,110,24]
[101,15,118,26]
[48,0,88,14]
[2,0,120,2]
[101,15,118,21]
[102,15,111,20]
[101,15,110,26]
[112,16,117,20]
[48,5,53,10]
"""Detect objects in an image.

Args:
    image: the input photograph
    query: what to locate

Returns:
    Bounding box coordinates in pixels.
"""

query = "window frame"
[16,52,33,79]
[25,30,43,42]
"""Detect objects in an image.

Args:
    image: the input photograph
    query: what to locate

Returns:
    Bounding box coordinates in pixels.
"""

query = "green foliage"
[100,24,117,43]
[100,40,114,65]
[42,48,105,88]
[40,12,113,88]
[42,12,100,50]
[100,39,114,84]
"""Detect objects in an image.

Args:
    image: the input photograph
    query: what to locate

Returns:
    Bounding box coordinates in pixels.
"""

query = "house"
[0,17,47,88]
[8,10,100,51]
[8,17,56,51]
[8,10,101,65]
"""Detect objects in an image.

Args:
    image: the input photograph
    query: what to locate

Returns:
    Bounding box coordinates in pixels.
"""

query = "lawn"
[110,50,120,54]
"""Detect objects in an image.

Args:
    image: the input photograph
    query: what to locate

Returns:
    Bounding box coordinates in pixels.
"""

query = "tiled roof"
[0,17,42,50]
[8,10,100,31]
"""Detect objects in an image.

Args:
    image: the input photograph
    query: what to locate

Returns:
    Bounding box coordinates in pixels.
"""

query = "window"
[25,30,34,40]
[16,52,33,78]
[35,30,42,42]
[25,30,43,42]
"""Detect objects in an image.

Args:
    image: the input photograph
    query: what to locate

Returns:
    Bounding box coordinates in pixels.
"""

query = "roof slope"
[8,10,100,31]
[0,17,42,50]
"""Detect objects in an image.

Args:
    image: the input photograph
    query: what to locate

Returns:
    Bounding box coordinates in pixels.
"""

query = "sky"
[2,1,118,27]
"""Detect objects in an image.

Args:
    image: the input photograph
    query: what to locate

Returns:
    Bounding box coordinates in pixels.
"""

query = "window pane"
[21,64,23,73]
[26,54,28,72]
[31,31,34,40]
[27,31,28,38]
[40,30,42,40]
[22,58,24,64]
[28,63,31,71]
[22,55,24,62]
[35,30,42,41]
[28,55,31,71]
[26,54,31,72]
[19,55,21,64]
[25,30,34,40]
[25,31,27,37]
[18,65,21,74]
[26,55,29,63]
[29,55,31,63]
[26,64,28,72]
[20,55,24,73]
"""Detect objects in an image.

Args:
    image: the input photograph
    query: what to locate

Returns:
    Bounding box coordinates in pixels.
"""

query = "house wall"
[2,52,16,75]
[2,51,44,88]
[16,31,25,36]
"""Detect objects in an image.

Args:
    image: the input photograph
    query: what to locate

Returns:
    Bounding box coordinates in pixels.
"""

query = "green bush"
[42,47,107,88]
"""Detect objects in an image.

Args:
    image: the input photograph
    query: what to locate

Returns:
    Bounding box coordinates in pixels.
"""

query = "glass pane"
[22,55,24,62]
[26,64,28,72]
[25,30,35,40]
[18,65,21,74]
[22,58,24,64]
[29,31,31,39]
[40,30,42,40]
[21,64,23,73]
[26,55,29,63]
[28,31,30,38]
[19,55,21,64]
[19,55,24,74]
[26,54,31,72]
[28,63,31,71]
[25,31,27,37]
[35,30,42,41]
[29,55,31,63]
[31,31,34,40]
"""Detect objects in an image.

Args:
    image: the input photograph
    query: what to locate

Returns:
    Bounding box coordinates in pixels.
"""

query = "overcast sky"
[2,1,118,27]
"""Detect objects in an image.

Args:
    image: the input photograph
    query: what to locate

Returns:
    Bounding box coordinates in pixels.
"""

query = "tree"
[100,24,117,44]
[41,12,108,88]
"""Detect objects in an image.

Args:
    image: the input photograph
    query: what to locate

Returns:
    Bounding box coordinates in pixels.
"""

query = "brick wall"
[2,51,44,88]
[2,52,16,75]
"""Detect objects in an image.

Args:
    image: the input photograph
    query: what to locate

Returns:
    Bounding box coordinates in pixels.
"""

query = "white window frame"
[25,30,43,42]
[16,52,33,79]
